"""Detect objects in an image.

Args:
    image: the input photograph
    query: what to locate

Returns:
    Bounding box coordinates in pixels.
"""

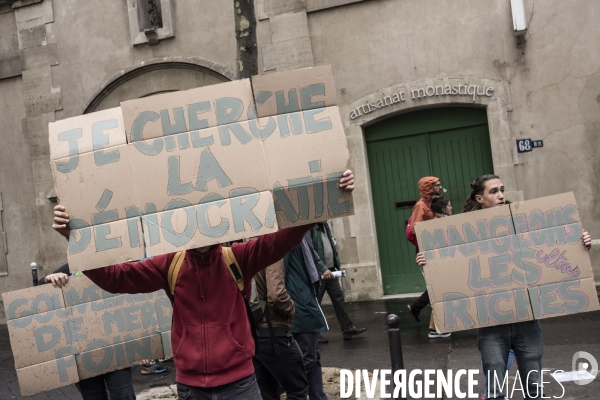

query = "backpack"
[405,217,419,247]
[167,247,262,354]
[405,200,432,247]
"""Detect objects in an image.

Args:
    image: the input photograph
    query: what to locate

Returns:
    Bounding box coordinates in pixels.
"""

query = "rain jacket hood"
[418,176,440,203]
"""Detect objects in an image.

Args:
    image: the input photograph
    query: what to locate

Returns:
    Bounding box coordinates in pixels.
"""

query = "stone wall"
[0,0,237,292]
[257,0,600,299]
[0,0,598,298]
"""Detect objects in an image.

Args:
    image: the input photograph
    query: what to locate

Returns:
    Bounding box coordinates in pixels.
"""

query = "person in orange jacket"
[406,176,449,338]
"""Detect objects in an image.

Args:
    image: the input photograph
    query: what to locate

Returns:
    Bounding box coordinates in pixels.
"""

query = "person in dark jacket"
[41,264,136,400]
[252,259,308,400]
[284,235,329,400]
[310,222,367,341]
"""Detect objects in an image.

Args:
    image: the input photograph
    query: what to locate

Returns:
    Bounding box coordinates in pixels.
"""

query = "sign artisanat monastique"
[349,82,495,120]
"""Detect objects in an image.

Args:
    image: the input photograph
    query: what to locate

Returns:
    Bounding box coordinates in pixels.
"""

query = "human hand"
[45,272,69,288]
[339,170,354,192]
[416,252,426,267]
[323,270,334,280]
[53,205,71,240]
[582,230,591,251]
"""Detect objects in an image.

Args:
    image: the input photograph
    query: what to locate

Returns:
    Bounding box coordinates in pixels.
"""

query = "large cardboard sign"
[415,193,599,333]
[2,275,172,396]
[49,65,353,271]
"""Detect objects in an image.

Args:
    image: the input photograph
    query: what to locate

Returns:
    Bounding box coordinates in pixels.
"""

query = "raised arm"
[232,224,316,278]
[83,255,171,295]
[53,204,171,294]
[232,169,355,277]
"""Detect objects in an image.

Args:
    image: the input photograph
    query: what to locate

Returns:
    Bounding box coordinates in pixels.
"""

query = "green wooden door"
[366,107,494,294]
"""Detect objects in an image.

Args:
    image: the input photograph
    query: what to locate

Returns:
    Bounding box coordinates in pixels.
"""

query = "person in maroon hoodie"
[52,171,354,400]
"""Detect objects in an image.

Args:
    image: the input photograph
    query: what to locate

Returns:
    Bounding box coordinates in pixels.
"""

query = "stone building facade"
[0,0,598,300]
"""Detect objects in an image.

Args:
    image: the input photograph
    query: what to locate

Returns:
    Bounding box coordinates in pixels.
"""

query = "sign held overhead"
[49,65,353,271]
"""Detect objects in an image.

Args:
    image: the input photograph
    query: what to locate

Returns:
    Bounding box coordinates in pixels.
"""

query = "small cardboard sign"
[415,193,599,333]
[48,65,353,272]
[2,275,172,396]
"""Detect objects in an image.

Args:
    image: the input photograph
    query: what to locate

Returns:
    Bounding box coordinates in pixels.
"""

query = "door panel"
[429,124,494,214]
[367,135,429,294]
[365,107,493,295]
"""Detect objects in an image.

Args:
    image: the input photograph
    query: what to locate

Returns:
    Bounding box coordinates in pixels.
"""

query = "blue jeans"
[76,367,135,400]
[176,374,262,400]
[293,333,328,400]
[478,321,544,399]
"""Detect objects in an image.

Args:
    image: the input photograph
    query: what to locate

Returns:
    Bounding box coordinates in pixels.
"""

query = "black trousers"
[252,336,308,400]
[317,276,353,335]
[410,290,430,313]
[293,333,328,400]
[76,368,135,400]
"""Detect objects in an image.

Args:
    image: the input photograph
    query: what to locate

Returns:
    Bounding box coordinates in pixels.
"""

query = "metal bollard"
[31,262,38,286]
[387,314,405,399]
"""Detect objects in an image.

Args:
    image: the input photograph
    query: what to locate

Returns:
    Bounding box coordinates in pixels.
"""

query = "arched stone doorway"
[83,60,232,113]
[335,76,518,300]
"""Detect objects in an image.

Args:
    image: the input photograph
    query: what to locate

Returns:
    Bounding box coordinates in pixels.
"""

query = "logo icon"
[572,351,598,385]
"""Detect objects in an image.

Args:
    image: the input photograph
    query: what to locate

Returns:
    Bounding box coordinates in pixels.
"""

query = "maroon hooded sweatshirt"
[84,224,313,388]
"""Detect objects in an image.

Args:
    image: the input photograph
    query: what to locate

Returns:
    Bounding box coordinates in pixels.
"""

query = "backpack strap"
[222,247,244,291]
[222,246,260,355]
[167,250,186,296]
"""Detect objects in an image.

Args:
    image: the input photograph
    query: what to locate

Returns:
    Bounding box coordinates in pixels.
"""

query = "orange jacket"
[409,176,439,234]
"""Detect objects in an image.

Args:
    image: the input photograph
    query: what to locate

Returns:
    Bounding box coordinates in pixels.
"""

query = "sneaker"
[407,305,420,322]
[141,361,168,375]
[428,330,451,338]
[317,333,329,344]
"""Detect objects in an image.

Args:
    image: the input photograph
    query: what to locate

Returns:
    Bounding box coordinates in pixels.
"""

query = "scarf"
[300,234,320,285]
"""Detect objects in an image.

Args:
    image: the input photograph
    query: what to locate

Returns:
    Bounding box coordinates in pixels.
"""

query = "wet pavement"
[319,297,600,399]
[2,297,600,399]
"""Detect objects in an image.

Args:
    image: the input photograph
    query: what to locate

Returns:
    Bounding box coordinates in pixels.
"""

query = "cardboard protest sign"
[415,192,599,333]
[2,275,172,396]
[49,65,353,271]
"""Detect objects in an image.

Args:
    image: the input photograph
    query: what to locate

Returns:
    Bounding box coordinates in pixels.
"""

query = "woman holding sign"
[416,174,592,400]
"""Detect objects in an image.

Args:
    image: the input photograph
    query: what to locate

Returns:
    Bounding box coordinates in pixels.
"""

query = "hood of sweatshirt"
[418,176,439,203]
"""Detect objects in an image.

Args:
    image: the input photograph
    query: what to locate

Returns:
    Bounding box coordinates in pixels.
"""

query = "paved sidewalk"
[3,297,600,399]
